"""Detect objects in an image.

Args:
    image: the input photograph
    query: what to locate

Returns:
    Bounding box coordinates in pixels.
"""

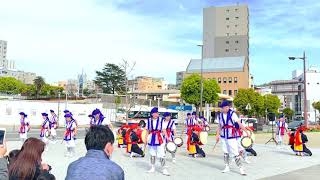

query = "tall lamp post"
[197,44,204,116]
[289,51,308,127]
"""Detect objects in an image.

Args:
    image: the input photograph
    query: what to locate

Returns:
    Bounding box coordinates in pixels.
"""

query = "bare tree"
[119,59,136,121]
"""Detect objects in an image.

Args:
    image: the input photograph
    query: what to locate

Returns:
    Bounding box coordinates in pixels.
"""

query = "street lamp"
[289,51,308,127]
[197,44,204,117]
[58,92,61,126]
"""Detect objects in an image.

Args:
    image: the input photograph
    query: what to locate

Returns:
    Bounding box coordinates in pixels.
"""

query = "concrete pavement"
[5,136,320,180]
[260,165,320,180]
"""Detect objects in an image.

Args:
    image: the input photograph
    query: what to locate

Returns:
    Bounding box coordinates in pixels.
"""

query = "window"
[226,41,230,44]
[223,90,227,94]
[235,33,238,35]
[234,90,238,95]
[235,48,239,52]
[235,8,238,11]
[235,24,238,27]
[225,49,229,52]
[235,40,239,44]
[234,77,238,83]
[226,33,230,36]
[228,77,232,83]
[223,77,227,83]
[235,16,239,20]
[218,78,221,83]
[229,90,232,96]
[226,9,230,13]
[226,17,230,20]
[226,25,230,28]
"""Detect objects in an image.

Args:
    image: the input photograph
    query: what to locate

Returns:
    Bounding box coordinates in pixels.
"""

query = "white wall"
[306,71,320,121]
[0,100,116,126]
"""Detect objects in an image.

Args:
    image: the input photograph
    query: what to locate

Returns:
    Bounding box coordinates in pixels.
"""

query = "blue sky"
[0,0,319,85]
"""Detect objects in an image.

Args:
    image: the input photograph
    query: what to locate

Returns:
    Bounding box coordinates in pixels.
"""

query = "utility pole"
[289,51,308,127]
[197,44,204,116]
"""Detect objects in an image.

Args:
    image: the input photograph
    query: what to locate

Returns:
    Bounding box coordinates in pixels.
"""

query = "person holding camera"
[9,138,53,180]
[0,141,8,180]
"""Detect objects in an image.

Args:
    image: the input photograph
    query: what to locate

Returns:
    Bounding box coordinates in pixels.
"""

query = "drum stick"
[212,141,218,152]
[143,143,147,153]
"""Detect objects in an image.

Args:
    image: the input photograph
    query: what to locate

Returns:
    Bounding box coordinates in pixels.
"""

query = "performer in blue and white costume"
[90,108,114,130]
[216,101,250,175]
[19,112,30,143]
[162,112,177,163]
[276,115,288,147]
[64,113,77,157]
[49,110,58,143]
[64,110,78,141]
[40,113,50,150]
[145,107,169,176]
[191,112,199,124]
[184,112,196,141]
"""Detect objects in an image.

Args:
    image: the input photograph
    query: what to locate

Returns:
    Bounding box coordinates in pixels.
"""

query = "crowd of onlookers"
[0,125,124,180]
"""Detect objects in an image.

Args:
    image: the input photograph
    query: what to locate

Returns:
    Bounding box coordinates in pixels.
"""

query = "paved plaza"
[6,136,320,180]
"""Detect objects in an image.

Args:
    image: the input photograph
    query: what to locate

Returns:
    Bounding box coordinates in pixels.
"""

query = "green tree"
[33,76,45,98]
[312,101,320,123]
[233,88,264,117]
[283,107,294,122]
[23,84,36,96]
[94,63,126,94]
[180,74,220,114]
[0,77,27,94]
[203,79,220,105]
[312,101,320,112]
[264,94,281,114]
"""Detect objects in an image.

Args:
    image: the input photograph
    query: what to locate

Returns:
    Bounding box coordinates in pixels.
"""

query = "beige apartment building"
[0,40,36,84]
[186,56,249,97]
[129,76,167,91]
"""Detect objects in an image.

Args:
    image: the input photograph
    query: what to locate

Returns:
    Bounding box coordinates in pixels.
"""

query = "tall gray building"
[176,71,185,89]
[203,5,249,59]
[0,40,7,58]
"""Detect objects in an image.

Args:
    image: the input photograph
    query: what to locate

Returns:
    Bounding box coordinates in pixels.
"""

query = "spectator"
[9,138,51,180]
[36,172,55,180]
[65,125,124,180]
[6,149,20,165]
[0,142,8,180]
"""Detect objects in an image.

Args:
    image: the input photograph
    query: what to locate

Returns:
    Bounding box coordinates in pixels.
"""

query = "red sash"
[222,125,237,137]
[166,129,172,139]
[151,130,163,145]
[279,127,285,135]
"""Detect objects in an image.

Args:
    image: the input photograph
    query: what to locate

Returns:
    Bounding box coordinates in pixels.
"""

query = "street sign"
[167,105,192,111]
[245,103,251,110]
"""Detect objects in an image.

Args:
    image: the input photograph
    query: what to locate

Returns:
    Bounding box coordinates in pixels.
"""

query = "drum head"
[205,126,210,132]
[174,137,183,147]
[241,137,253,149]
[166,142,177,153]
[199,131,208,145]
[141,130,147,144]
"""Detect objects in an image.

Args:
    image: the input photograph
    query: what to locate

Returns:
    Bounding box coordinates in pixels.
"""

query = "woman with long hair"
[9,137,50,180]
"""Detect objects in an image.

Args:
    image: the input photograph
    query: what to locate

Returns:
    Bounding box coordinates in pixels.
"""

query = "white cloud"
[0,0,197,83]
